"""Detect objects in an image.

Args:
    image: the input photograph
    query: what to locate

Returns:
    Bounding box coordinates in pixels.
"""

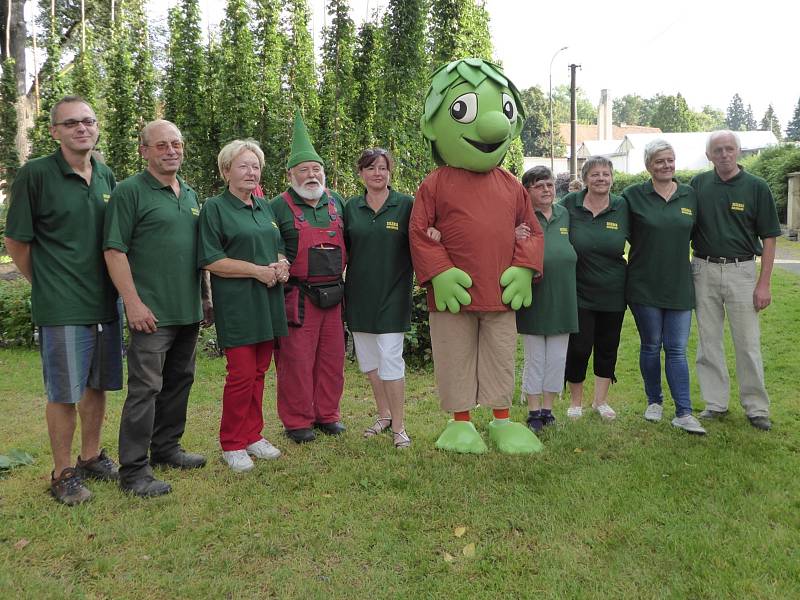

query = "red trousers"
[220,341,274,451]
[275,301,344,430]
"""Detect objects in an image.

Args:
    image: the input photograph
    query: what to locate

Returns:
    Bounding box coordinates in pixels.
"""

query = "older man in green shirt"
[690,130,782,431]
[104,120,209,497]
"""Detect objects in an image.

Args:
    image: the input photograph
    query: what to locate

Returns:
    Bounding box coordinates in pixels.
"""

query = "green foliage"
[103,17,138,179]
[350,21,380,152]
[695,104,726,131]
[503,137,524,176]
[611,168,702,195]
[284,0,319,139]
[129,0,157,130]
[761,104,782,140]
[403,282,432,368]
[28,16,64,159]
[218,0,259,143]
[429,0,493,65]
[786,97,800,141]
[726,93,749,131]
[550,84,596,125]
[744,144,800,221]
[613,94,650,126]
[518,85,563,157]
[649,93,699,133]
[70,27,99,106]
[0,448,34,471]
[0,58,20,195]
[0,278,33,346]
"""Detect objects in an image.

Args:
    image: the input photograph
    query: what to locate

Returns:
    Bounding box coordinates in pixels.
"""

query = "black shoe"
[120,475,172,498]
[540,411,556,427]
[150,449,206,470]
[286,428,316,443]
[50,467,92,506]
[526,411,544,433]
[314,421,346,436]
[76,448,119,481]
[748,415,772,431]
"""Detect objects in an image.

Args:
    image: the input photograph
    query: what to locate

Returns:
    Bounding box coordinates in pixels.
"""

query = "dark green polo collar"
[222,188,264,210]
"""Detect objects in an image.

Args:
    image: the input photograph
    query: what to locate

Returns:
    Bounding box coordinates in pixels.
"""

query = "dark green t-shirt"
[103,170,202,326]
[5,149,118,326]
[624,180,696,310]
[516,203,578,335]
[690,167,781,258]
[269,188,346,263]
[198,190,288,348]
[343,189,414,333]
[560,190,629,312]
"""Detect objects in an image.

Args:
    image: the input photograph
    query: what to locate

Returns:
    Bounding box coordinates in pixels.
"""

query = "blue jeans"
[629,304,692,417]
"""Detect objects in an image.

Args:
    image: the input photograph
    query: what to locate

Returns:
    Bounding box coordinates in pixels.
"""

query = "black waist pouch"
[301,280,344,308]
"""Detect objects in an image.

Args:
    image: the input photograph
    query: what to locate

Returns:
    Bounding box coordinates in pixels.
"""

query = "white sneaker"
[246,438,282,460]
[593,403,616,420]
[223,449,254,472]
[644,403,663,422]
[671,414,706,435]
[566,406,583,419]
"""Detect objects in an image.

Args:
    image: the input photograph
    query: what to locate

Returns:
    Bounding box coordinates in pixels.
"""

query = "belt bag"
[301,280,344,308]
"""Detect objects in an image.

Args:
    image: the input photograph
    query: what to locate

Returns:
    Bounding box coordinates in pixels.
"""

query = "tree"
[317,0,357,194]
[350,20,380,152]
[613,94,646,125]
[518,85,563,157]
[744,104,757,130]
[550,84,596,126]
[786,97,800,142]
[129,0,157,130]
[760,104,782,140]
[649,93,699,133]
[0,58,20,194]
[70,25,98,106]
[284,0,319,137]
[29,13,65,158]
[429,0,492,65]
[695,105,725,131]
[726,93,748,131]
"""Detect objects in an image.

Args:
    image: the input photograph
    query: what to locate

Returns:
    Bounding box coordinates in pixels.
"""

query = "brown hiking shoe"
[76,448,119,481]
[50,467,92,506]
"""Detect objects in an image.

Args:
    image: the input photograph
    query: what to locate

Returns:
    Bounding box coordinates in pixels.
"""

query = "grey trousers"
[118,323,200,483]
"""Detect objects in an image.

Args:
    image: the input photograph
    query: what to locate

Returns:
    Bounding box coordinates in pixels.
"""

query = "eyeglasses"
[361,148,388,158]
[143,141,184,152]
[53,118,97,129]
[527,181,555,190]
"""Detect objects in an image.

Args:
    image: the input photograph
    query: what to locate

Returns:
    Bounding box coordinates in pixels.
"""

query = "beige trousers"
[429,310,516,413]
[692,257,769,417]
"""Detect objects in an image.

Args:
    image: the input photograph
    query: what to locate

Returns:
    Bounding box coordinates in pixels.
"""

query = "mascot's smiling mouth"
[464,137,504,153]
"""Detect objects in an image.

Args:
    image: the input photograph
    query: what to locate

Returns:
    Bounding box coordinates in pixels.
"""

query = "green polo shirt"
[103,170,202,326]
[269,188,346,263]
[690,167,781,258]
[343,189,414,333]
[623,180,696,310]
[5,149,118,326]
[198,190,288,348]
[516,203,578,335]
[559,190,629,312]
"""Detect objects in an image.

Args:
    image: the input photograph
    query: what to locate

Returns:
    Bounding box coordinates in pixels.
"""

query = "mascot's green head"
[421,58,525,173]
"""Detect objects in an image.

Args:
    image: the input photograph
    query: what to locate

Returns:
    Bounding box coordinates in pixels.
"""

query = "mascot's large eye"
[450,93,478,123]
[502,93,517,121]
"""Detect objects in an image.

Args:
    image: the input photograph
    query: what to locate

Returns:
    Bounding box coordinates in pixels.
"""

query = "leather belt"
[694,254,754,264]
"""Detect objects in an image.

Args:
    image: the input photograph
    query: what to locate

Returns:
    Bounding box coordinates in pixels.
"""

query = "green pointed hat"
[286,109,323,169]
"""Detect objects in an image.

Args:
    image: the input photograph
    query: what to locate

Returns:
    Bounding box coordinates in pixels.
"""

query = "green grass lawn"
[1,270,799,599]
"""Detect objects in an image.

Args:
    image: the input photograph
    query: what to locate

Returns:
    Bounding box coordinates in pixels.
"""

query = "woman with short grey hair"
[623,140,705,434]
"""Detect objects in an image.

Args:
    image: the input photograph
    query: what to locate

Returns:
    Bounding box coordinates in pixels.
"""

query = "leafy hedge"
[0,278,33,346]
[741,144,800,221]
[404,282,433,369]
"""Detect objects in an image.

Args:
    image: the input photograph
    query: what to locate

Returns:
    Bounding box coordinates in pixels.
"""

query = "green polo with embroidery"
[623,180,696,310]
[5,148,118,326]
[343,189,414,333]
[103,170,202,326]
[269,188,346,263]
[516,203,578,335]
[690,167,781,258]
[559,189,629,312]
[198,190,288,348]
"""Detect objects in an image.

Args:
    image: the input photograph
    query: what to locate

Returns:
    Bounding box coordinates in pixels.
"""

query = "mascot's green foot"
[488,420,544,454]
[435,420,488,454]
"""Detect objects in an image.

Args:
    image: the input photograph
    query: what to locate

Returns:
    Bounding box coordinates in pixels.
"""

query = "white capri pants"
[352,332,406,381]
[521,333,570,395]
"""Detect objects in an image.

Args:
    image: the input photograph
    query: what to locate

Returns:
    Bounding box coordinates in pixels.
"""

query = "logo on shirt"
[681,207,693,216]
[560,227,569,235]
[191,207,200,216]
[730,202,745,212]
[606,222,619,230]
[386,221,399,231]
[102,194,110,203]
[272,221,278,229]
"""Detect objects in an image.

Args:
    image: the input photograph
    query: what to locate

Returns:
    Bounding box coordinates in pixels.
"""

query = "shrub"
[611,168,703,195]
[404,282,432,370]
[744,144,800,221]
[0,278,33,346]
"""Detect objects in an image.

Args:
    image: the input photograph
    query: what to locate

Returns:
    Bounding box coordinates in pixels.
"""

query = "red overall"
[275,192,347,430]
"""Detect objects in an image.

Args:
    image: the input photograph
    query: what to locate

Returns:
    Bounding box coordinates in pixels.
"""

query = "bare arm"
[201,270,214,326]
[4,238,33,282]
[204,257,278,286]
[104,248,158,333]
[753,237,776,311]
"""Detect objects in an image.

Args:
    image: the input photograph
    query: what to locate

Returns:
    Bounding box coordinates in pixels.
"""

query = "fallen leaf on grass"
[453,526,467,538]
[574,448,583,453]
[443,552,454,563]
[322,493,332,498]
[14,538,29,550]
[141,555,151,561]
[462,543,476,558]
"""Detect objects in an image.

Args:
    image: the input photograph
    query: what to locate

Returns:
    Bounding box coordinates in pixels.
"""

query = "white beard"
[291,176,326,200]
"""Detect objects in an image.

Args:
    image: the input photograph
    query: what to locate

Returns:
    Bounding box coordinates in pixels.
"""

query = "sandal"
[393,429,412,449]
[363,417,392,438]
[593,403,616,421]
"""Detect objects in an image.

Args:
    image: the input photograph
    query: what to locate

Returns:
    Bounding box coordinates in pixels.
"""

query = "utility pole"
[569,63,581,181]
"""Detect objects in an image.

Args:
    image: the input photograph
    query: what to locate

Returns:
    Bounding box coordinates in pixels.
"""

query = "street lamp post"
[549,46,568,172]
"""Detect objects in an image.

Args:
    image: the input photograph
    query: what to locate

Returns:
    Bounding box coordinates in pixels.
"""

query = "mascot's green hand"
[500,266,533,310]
[431,268,473,314]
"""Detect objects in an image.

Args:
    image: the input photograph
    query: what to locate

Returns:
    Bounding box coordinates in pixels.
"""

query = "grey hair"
[521,165,554,187]
[580,156,614,182]
[217,139,265,181]
[139,119,183,146]
[50,95,92,125]
[644,139,675,168]
[706,129,741,154]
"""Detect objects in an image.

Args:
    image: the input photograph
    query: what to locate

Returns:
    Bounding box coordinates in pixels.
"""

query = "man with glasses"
[104,120,210,497]
[5,96,122,505]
